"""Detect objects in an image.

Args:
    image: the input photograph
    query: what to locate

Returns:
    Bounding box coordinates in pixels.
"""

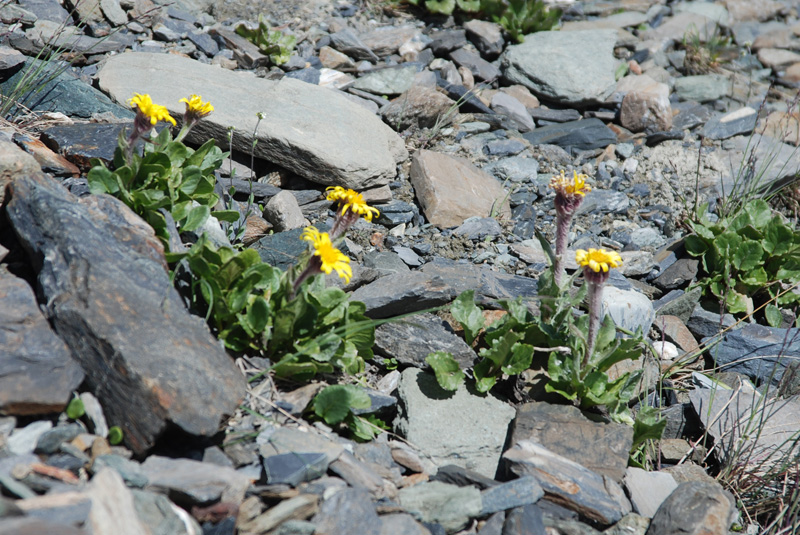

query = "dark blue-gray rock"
[34,423,84,454]
[141,455,251,505]
[329,28,379,61]
[252,227,307,270]
[480,477,544,515]
[398,481,482,533]
[485,138,526,156]
[429,30,467,56]
[5,173,245,455]
[501,504,545,535]
[17,0,70,22]
[187,31,218,56]
[432,464,499,490]
[263,452,329,486]
[449,47,500,82]
[453,217,503,240]
[313,488,382,535]
[285,67,321,85]
[522,119,616,153]
[379,513,431,535]
[652,258,698,291]
[702,323,799,385]
[0,60,133,119]
[0,267,84,416]
[478,512,505,535]
[576,189,630,214]
[483,157,538,183]
[132,489,201,535]
[509,403,632,483]
[93,454,148,488]
[440,82,494,114]
[374,312,478,369]
[375,199,416,226]
[393,245,423,267]
[672,101,712,131]
[529,108,581,123]
[646,130,685,146]
[364,250,411,276]
[39,123,130,171]
[702,107,757,140]
[503,441,631,526]
[646,482,735,535]
[353,388,398,415]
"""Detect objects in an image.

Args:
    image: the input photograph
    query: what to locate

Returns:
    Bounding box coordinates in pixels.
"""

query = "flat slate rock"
[0,267,84,415]
[140,455,251,505]
[522,118,617,153]
[96,52,407,190]
[5,173,246,455]
[39,123,129,171]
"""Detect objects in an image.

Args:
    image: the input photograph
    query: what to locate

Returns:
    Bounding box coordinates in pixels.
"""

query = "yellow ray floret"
[575,248,623,273]
[326,186,380,221]
[180,94,214,118]
[301,226,352,283]
[549,170,591,197]
[128,93,176,126]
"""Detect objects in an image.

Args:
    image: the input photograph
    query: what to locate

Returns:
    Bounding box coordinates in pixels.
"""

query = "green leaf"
[450,291,484,345]
[473,370,497,393]
[108,426,124,445]
[313,384,371,425]
[182,205,210,233]
[425,0,456,14]
[726,289,749,314]
[713,231,742,260]
[425,351,465,391]
[744,198,772,228]
[456,0,480,11]
[246,295,270,332]
[732,240,763,271]
[631,405,666,450]
[66,397,85,420]
[87,166,119,195]
[214,210,241,223]
[501,343,534,375]
[764,217,794,255]
[684,234,709,257]
[594,315,617,353]
[765,304,783,327]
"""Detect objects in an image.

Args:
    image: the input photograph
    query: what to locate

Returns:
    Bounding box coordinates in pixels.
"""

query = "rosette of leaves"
[405,0,481,15]
[685,199,800,325]
[479,0,561,43]
[235,15,296,65]
[311,384,387,441]
[87,127,238,248]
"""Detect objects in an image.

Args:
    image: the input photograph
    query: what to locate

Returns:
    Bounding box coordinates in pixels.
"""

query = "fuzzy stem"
[553,212,571,287]
[583,277,604,369]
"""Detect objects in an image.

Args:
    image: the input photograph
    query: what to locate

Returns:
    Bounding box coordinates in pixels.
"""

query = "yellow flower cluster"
[326,186,380,222]
[128,93,176,126]
[301,227,352,283]
[180,94,214,119]
[575,248,623,273]
[549,170,591,197]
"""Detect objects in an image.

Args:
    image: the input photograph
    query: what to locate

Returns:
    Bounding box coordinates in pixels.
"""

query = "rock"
[509,403,633,483]
[257,427,345,466]
[252,227,309,270]
[131,489,201,535]
[501,503,546,535]
[652,315,699,353]
[263,452,330,487]
[381,85,456,130]
[652,258,698,291]
[397,481,482,534]
[483,157,538,183]
[449,47,500,82]
[502,441,630,526]
[394,368,516,479]
[701,106,757,140]
[604,513,649,535]
[479,476,544,515]
[673,75,731,102]
[410,149,510,229]
[364,250,411,276]
[5,173,245,455]
[12,132,79,177]
[672,101,712,131]
[502,30,618,106]
[453,217,503,240]
[623,467,678,518]
[96,52,407,190]
[640,12,716,44]
[620,91,672,133]
[352,64,419,96]
[319,46,356,70]
[374,312,477,369]
[140,455,251,505]
[239,494,319,534]
[329,28,379,61]
[528,108,581,123]
[35,423,84,454]
[463,20,504,59]
[646,481,736,535]
[264,190,307,232]
[490,92,534,133]
[328,451,394,498]
[522,119,617,154]
[7,421,53,455]
[79,392,109,438]
[361,26,419,57]
[92,454,148,488]
[701,323,798,385]
[379,513,431,535]
[602,286,655,335]
[0,267,83,415]
[757,48,800,70]
[39,123,128,172]
[0,46,25,72]
[687,303,736,339]
[312,488,381,535]
[0,140,41,205]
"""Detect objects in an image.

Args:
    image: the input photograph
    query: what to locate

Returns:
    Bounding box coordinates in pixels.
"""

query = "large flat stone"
[96,52,407,189]
[0,267,84,415]
[5,173,246,454]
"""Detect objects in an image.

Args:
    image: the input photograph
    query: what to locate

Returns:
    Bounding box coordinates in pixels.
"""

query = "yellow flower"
[326,186,380,222]
[180,94,214,119]
[128,93,176,126]
[301,226,352,283]
[575,248,623,273]
[549,170,591,197]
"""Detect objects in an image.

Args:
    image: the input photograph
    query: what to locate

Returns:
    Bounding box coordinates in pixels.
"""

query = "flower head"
[128,93,176,126]
[326,186,380,222]
[301,226,352,283]
[550,170,591,218]
[180,94,214,122]
[576,248,623,273]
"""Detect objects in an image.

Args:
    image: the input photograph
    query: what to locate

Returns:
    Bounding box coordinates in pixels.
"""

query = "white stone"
[624,467,678,518]
[602,286,655,335]
[653,340,680,360]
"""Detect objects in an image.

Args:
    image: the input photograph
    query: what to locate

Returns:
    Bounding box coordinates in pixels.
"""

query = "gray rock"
[429,29,467,56]
[141,455,251,504]
[652,258,699,291]
[502,441,631,526]
[701,323,798,385]
[646,481,735,535]
[264,190,307,232]
[397,481,482,534]
[529,108,581,123]
[187,30,219,57]
[328,451,392,498]
[483,157,538,183]
[79,392,108,438]
[628,227,665,249]
[673,75,731,102]
[379,513,432,535]
[463,20,504,59]
[132,489,200,535]
[17,0,70,22]
[361,26,420,57]
[577,188,629,214]
[510,403,632,482]
[352,64,419,95]
[257,427,345,465]
[501,504,546,535]
[393,245,423,267]
[96,52,407,190]
[263,452,330,487]
[252,227,308,270]
[92,454,148,488]
[0,46,25,72]
[602,286,655,335]
[449,47,500,82]
[8,421,52,455]
[655,288,703,325]
[720,134,800,197]
[523,118,617,154]
[702,107,757,140]
[375,199,416,226]
[480,476,544,515]
[394,368,516,478]
[35,423,84,454]
[623,467,678,518]
[329,28,379,62]
[313,488,381,535]
[5,174,245,455]
[374,312,477,369]
[453,217,503,240]
[502,30,618,106]
[0,267,83,416]
[239,494,319,534]
[381,85,456,130]
[672,101,713,131]
[604,513,649,535]
[490,92,534,133]
[364,250,411,276]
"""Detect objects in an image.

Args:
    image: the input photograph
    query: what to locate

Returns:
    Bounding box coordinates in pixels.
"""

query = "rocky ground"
[2,0,800,533]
